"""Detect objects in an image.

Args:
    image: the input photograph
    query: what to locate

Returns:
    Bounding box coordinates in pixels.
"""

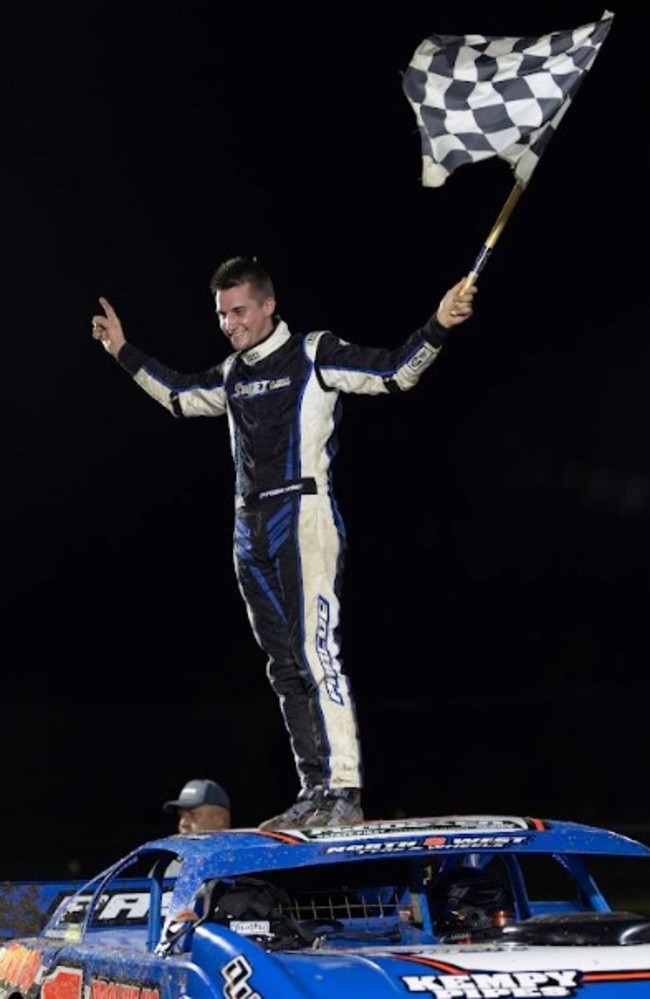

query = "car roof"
[151,815,650,859]
[126,814,650,883]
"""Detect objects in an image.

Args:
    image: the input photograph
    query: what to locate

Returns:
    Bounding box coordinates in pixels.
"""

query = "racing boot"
[302,788,364,828]
[258,786,325,830]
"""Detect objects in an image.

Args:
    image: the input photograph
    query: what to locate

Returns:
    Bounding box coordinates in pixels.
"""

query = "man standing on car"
[164,778,231,833]
[92,256,476,830]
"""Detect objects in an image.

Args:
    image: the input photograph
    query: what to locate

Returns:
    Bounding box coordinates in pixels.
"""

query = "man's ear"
[263,297,276,317]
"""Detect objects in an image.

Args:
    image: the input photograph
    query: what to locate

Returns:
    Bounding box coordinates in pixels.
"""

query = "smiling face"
[216,281,276,352]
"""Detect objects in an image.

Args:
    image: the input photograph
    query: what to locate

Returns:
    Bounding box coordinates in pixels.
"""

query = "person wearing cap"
[164,778,231,833]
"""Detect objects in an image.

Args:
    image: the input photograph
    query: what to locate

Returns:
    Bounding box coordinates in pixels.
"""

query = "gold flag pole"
[463,182,525,289]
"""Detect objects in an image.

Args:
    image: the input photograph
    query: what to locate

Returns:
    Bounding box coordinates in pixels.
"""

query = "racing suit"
[117,316,450,793]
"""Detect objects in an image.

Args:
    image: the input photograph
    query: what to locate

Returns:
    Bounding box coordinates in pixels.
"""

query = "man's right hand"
[92,296,126,357]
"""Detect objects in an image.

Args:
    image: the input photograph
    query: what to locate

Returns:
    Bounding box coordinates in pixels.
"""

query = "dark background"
[2,2,649,878]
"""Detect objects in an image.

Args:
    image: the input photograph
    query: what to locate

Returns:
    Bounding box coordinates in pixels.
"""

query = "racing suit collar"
[240,320,291,366]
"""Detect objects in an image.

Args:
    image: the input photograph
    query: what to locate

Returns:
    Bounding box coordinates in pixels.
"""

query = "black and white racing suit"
[117,316,450,793]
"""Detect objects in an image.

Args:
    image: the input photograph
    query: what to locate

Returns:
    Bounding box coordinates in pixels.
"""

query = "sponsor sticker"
[323,835,529,856]
[400,969,580,997]
[294,817,537,842]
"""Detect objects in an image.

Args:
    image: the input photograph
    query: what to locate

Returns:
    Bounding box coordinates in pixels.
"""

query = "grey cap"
[163,778,231,813]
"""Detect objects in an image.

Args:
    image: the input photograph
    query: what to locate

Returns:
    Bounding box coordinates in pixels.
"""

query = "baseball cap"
[163,779,231,813]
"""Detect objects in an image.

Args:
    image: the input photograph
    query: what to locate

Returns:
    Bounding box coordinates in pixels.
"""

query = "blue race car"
[1,814,650,998]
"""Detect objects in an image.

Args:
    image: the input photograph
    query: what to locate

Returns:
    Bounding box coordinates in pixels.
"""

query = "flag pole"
[464,181,525,288]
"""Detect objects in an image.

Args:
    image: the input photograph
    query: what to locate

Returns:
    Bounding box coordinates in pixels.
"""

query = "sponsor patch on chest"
[233,376,290,397]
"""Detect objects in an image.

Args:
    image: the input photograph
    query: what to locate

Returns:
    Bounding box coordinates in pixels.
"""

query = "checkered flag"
[403,10,614,189]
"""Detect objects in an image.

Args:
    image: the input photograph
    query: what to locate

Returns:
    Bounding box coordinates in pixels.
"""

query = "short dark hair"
[209,256,275,302]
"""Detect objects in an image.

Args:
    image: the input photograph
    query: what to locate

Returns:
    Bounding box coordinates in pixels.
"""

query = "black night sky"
[2,2,649,878]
